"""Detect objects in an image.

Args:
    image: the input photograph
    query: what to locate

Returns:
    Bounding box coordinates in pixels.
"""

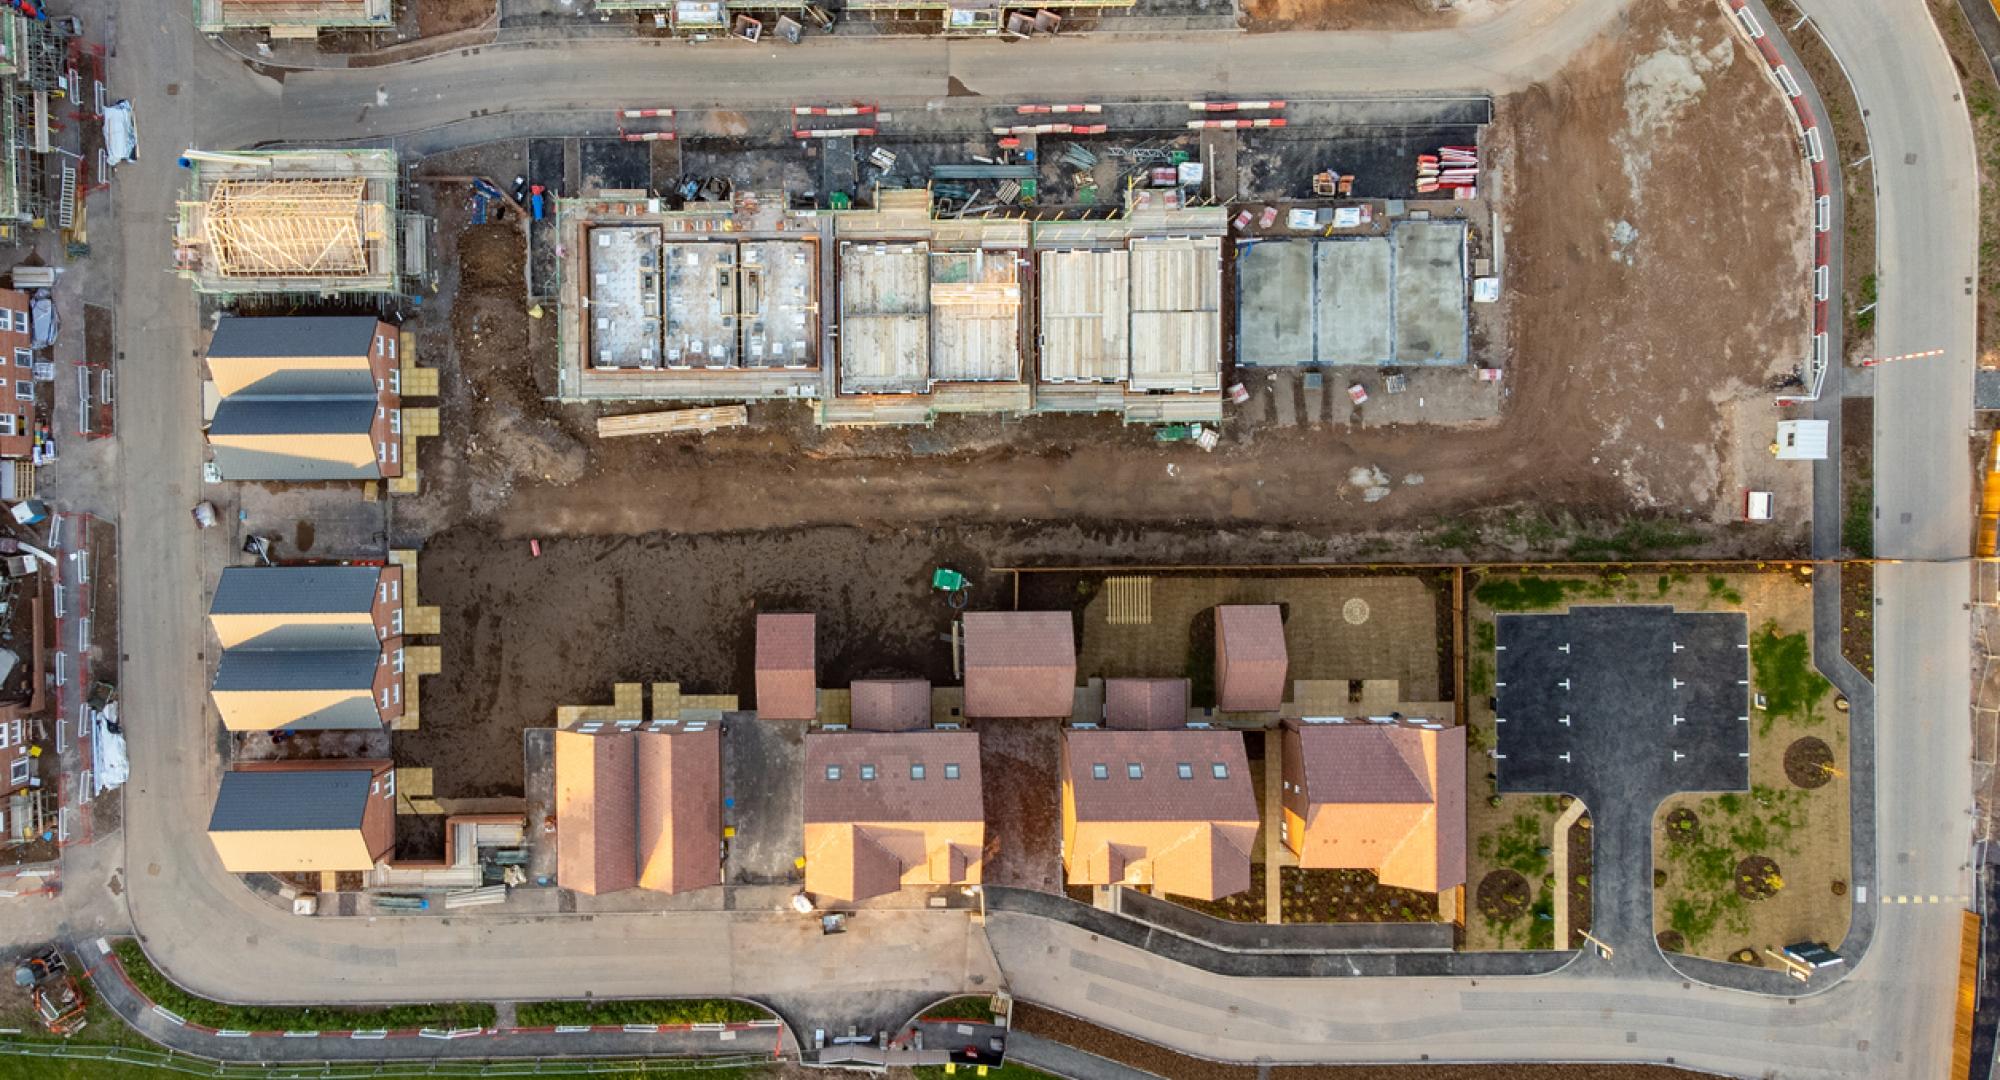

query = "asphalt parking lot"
[1495,605,1750,805]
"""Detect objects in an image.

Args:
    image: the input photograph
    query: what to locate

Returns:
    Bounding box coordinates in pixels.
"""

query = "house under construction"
[843,0,1133,35]
[555,187,1223,426]
[193,0,393,36]
[174,149,413,298]
[591,0,814,38]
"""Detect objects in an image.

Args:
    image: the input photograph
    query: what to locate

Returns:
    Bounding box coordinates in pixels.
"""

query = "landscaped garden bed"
[1164,865,1439,924]
[1651,608,1849,961]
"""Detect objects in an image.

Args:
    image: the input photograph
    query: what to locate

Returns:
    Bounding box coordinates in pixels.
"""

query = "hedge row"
[110,940,496,1032]
[515,999,770,1027]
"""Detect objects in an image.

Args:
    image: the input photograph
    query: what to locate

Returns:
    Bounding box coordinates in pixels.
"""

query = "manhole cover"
[1342,598,1370,625]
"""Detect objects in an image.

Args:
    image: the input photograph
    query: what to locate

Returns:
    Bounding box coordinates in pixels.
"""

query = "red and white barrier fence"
[621,131,678,142]
[1189,100,1284,111]
[1017,104,1103,114]
[1726,0,1835,402]
[618,108,675,119]
[794,127,876,138]
[794,104,875,116]
[992,122,1108,135]
[1188,118,1286,129]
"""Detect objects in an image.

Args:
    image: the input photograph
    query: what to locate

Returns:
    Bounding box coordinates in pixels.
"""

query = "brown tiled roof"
[1103,678,1189,729]
[963,611,1076,718]
[806,823,905,903]
[636,724,723,894]
[556,724,721,896]
[804,731,983,824]
[851,679,932,732]
[1283,719,1466,892]
[804,730,984,902]
[1063,728,1256,824]
[756,613,817,720]
[1150,823,1253,901]
[555,730,638,896]
[1216,605,1287,711]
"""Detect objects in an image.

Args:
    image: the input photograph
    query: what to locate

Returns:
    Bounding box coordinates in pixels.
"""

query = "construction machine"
[13,947,86,1035]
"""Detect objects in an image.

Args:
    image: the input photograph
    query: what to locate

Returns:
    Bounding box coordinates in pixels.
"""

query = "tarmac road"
[82,0,1980,1073]
[229,1,1633,147]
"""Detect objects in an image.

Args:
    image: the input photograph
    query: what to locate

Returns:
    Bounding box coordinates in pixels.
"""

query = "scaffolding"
[193,0,392,33]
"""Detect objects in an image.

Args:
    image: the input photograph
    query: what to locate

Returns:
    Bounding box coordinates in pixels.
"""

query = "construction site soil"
[394,0,1814,797]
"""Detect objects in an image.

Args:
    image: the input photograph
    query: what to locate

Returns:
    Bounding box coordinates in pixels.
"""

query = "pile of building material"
[595,405,750,438]
[1416,146,1478,198]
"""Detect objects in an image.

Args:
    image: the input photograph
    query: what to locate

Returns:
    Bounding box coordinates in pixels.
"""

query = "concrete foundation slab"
[1235,240,1313,367]
[1317,237,1393,366]
[1392,221,1468,365]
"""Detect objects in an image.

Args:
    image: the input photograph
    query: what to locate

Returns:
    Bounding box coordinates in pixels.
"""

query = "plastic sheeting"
[103,101,136,167]
[29,290,55,351]
[91,704,127,794]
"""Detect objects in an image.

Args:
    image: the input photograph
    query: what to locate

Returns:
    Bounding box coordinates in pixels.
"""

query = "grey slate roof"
[211,566,381,617]
[207,316,379,360]
[210,397,377,437]
[213,647,380,691]
[225,369,378,399]
[209,445,379,483]
[208,769,372,833]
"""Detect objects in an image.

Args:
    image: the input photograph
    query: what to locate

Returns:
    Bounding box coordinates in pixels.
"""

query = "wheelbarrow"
[931,567,970,610]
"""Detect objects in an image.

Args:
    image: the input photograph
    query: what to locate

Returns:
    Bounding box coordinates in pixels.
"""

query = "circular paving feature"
[1342,598,1370,625]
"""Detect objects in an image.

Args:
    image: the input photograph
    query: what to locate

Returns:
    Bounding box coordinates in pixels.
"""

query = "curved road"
[95,0,1975,1074]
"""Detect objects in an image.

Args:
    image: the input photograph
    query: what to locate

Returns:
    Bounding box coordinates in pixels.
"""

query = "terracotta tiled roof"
[806,823,905,903]
[1216,605,1287,711]
[963,611,1076,718]
[756,613,817,720]
[1060,728,1257,900]
[805,731,982,824]
[636,724,723,894]
[1063,728,1256,823]
[851,679,932,732]
[1282,719,1466,892]
[1103,678,1189,729]
[555,730,638,896]
[803,730,984,902]
[556,724,721,896]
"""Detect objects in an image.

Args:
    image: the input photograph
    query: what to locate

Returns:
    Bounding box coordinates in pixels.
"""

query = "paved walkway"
[1008,1032,1160,1080]
[1263,731,1283,926]
[1549,798,1587,948]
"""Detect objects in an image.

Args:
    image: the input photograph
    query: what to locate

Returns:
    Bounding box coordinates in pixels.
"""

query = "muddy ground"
[398,0,1809,555]
[400,521,1416,796]
[390,0,1815,797]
